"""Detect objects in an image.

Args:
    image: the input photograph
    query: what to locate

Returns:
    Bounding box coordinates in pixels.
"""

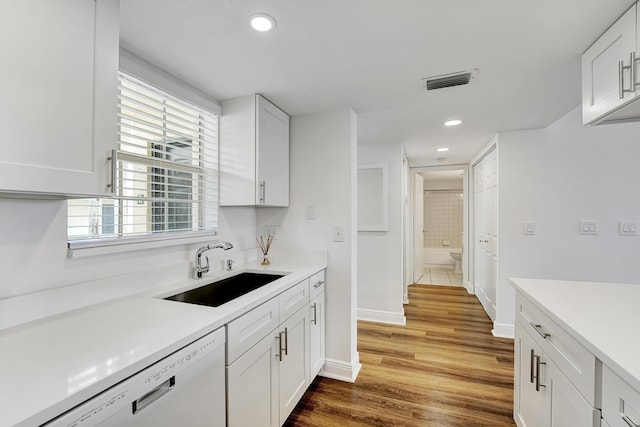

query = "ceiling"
[120,0,635,166]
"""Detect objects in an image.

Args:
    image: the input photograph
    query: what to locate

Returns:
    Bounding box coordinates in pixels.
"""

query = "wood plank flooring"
[284,284,516,427]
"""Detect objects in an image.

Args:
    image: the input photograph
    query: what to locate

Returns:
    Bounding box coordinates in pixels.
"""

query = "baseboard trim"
[492,321,515,339]
[320,354,362,383]
[357,308,406,326]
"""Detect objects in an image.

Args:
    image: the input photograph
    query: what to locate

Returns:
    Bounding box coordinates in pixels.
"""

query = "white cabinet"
[602,365,640,427]
[277,306,309,425]
[514,293,601,427]
[582,3,640,125]
[309,271,326,379]
[220,94,289,206]
[226,275,316,427]
[0,0,119,196]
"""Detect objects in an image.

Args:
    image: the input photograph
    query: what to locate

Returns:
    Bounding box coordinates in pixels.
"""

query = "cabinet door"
[582,4,637,124]
[227,331,279,427]
[278,306,309,425]
[514,324,549,427]
[309,292,325,379]
[256,95,289,206]
[0,0,118,196]
[547,360,600,427]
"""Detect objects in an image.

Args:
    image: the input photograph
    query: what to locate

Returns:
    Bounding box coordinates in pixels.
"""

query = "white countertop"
[510,277,640,393]
[0,258,325,427]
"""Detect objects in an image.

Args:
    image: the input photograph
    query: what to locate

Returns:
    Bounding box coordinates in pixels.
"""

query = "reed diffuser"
[257,234,273,266]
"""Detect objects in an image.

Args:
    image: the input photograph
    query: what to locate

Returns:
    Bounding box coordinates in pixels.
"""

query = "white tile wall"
[423,191,463,248]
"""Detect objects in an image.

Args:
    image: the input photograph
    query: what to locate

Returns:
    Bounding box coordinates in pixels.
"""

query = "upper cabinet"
[220,94,290,207]
[0,0,119,197]
[582,3,640,125]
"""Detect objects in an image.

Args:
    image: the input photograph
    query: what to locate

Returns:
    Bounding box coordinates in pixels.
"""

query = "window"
[67,72,218,247]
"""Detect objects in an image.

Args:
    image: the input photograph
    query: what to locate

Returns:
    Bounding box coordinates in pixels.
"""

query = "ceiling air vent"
[421,69,478,91]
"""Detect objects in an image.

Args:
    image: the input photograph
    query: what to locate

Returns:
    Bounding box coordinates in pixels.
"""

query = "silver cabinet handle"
[107,149,117,193]
[530,322,551,339]
[622,414,640,427]
[276,333,283,361]
[311,303,317,325]
[534,354,546,392]
[132,376,175,414]
[620,59,625,99]
[620,52,636,99]
[259,180,266,204]
[530,349,535,384]
[284,327,288,356]
[313,280,325,289]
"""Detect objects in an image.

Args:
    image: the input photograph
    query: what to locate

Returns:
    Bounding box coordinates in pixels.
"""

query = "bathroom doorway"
[410,165,470,291]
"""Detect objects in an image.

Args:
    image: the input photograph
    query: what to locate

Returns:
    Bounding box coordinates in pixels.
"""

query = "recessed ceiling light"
[249,13,276,32]
[437,147,449,152]
[444,119,462,126]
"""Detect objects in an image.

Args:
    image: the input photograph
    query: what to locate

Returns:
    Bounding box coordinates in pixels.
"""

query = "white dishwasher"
[44,327,226,427]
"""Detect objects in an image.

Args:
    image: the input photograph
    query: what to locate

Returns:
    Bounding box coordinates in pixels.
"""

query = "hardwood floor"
[284,284,516,427]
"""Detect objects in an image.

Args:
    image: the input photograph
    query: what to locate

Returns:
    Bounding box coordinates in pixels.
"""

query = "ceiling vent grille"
[422,69,478,91]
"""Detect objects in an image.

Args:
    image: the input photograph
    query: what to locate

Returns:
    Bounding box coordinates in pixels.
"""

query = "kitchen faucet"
[194,241,233,278]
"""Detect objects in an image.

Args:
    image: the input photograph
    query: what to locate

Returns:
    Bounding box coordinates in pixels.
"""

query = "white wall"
[357,144,405,325]
[256,108,360,382]
[0,199,256,299]
[495,107,640,334]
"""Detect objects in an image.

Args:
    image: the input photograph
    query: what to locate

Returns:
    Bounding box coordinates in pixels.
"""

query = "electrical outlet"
[333,226,345,242]
[264,225,279,239]
[579,220,598,235]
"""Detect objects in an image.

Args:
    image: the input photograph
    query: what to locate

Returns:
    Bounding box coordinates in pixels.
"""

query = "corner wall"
[357,143,405,325]
[495,107,640,334]
[256,108,360,382]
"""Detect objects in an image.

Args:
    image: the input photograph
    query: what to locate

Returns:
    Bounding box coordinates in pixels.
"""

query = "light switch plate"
[333,226,345,242]
[619,221,639,236]
[523,221,536,235]
[579,220,598,235]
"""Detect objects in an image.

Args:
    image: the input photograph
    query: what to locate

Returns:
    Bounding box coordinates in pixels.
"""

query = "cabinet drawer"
[516,293,598,406]
[602,365,640,427]
[280,279,309,322]
[309,270,326,299]
[226,297,280,364]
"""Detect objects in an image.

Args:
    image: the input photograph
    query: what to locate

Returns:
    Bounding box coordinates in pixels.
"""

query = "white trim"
[68,232,217,258]
[492,321,514,339]
[357,308,406,326]
[319,355,362,383]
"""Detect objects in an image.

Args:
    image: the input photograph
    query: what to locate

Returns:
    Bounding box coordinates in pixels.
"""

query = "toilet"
[450,251,462,273]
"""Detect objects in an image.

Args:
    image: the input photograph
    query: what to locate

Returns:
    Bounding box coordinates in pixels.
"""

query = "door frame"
[409,164,470,292]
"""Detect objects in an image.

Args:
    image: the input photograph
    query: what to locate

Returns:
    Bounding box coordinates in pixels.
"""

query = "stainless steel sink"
[164,272,285,307]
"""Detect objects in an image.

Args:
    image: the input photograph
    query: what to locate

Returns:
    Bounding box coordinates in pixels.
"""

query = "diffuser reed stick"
[257,234,273,265]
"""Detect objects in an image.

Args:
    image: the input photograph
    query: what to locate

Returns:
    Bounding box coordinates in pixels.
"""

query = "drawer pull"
[530,322,551,339]
[313,280,325,289]
[622,415,640,427]
[530,349,535,384]
[534,354,546,392]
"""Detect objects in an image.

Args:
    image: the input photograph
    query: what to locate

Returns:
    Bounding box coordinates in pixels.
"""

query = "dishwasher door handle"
[132,376,176,414]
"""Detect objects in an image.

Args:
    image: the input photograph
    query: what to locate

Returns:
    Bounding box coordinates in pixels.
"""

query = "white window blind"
[68,72,218,248]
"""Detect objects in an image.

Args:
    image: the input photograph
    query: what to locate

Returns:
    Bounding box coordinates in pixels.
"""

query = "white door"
[227,332,279,427]
[581,4,637,124]
[309,292,325,379]
[413,173,424,283]
[279,306,309,425]
[514,324,549,427]
[256,95,290,206]
[473,149,498,320]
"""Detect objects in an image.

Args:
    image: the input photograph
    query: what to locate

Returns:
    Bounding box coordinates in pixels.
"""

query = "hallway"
[285,285,516,426]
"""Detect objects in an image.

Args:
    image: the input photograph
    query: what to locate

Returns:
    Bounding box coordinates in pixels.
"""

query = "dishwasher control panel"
[43,328,225,426]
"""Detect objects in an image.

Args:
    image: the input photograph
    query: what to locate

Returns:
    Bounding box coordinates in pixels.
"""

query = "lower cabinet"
[227,270,325,427]
[514,297,601,427]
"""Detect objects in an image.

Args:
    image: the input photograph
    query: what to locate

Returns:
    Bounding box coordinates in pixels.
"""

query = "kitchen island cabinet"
[220,94,289,206]
[511,278,640,427]
[0,0,119,197]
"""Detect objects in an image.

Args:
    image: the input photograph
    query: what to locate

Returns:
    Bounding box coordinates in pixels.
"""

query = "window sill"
[67,232,217,259]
